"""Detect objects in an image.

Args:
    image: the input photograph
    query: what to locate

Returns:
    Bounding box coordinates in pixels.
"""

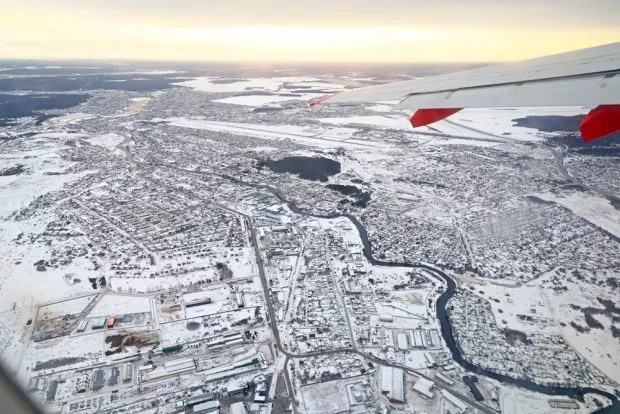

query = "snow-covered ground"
[177,76,323,93]
[85,132,125,148]
[212,93,322,107]
[19,331,105,379]
[535,191,620,238]
[161,117,377,149]
[541,269,620,384]
[88,294,151,318]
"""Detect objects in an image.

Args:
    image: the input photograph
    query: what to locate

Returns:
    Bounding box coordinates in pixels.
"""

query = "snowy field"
[535,191,620,238]
[300,378,353,414]
[162,117,378,149]
[37,294,98,319]
[88,294,151,318]
[541,269,620,384]
[177,76,331,93]
[85,132,125,148]
[19,331,105,379]
[212,93,322,107]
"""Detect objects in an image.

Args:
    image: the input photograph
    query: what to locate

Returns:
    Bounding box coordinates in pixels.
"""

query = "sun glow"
[1,7,618,62]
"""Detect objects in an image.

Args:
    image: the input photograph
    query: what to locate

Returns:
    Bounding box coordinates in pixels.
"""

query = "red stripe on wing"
[579,105,620,142]
[308,94,337,107]
[410,108,463,127]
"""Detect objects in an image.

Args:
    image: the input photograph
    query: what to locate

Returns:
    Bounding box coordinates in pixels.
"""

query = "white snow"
[319,115,411,130]
[177,76,321,93]
[212,94,321,107]
[88,294,151,318]
[162,117,377,149]
[365,104,393,113]
[535,191,620,238]
[86,133,125,148]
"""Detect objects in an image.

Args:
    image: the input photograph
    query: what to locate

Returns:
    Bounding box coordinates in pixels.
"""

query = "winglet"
[308,94,337,107]
[579,105,620,142]
[410,108,463,127]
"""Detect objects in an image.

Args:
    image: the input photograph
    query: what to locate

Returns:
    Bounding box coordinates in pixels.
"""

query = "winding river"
[221,173,619,412]
[346,214,620,414]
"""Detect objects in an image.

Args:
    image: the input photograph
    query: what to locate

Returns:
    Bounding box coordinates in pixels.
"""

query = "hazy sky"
[1,1,619,62]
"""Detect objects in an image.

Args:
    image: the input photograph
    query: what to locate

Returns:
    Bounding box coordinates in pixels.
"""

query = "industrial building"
[379,313,394,323]
[192,400,220,413]
[122,363,133,383]
[76,373,90,393]
[106,315,116,328]
[185,392,216,407]
[435,372,454,386]
[164,357,196,374]
[46,380,58,402]
[230,402,247,414]
[184,291,213,308]
[380,366,404,403]
[236,292,245,308]
[91,317,107,330]
[396,333,408,352]
[76,319,88,332]
[108,366,119,386]
[440,390,468,413]
[412,377,434,399]
[92,369,105,391]
[463,375,484,401]
[424,352,436,367]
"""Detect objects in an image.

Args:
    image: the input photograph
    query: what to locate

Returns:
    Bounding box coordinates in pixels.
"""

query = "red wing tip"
[308,94,336,107]
[410,108,463,127]
[580,105,620,142]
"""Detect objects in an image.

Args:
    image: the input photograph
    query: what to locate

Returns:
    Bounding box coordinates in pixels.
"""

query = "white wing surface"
[311,43,620,141]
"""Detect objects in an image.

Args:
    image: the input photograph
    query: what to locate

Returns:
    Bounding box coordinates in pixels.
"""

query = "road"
[551,147,620,204]
[247,215,497,414]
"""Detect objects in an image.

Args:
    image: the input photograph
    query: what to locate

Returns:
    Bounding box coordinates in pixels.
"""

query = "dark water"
[513,115,584,133]
[0,93,89,121]
[345,214,620,413]
[0,74,181,92]
[326,184,371,207]
[258,156,341,182]
[513,115,620,156]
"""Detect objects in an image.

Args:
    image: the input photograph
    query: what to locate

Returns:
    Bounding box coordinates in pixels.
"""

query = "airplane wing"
[310,42,620,142]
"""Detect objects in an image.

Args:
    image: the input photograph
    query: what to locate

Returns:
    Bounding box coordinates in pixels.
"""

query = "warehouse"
[165,357,196,374]
[463,375,484,401]
[92,369,105,391]
[441,390,468,413]
[193,400,220,413]
[108,366,119,386]
[76,319,88,333]
[183,291,213,308]
[230,402,247,414]
[412,377,434,399]
[46,380,58,402]
[379,366,404,403]
[91,317,107,330]
[185,392,216,407]
[122,363,133,383]
[397,333,408,352]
